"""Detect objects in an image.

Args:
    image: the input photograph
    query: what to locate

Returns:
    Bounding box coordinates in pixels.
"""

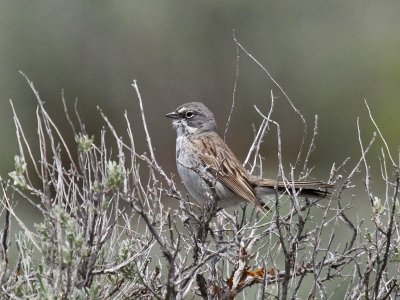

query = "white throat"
[173,119,198,138]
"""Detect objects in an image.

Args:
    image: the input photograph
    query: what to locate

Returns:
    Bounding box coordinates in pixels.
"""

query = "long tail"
[251,177,334,198]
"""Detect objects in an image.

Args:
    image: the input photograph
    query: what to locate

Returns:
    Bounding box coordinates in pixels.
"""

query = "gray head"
[166,102,217,136]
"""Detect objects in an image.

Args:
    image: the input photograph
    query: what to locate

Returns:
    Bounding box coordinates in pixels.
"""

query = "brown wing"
[191,132,269,212]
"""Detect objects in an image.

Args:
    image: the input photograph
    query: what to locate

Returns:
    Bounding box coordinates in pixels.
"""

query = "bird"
[166,102,333,213]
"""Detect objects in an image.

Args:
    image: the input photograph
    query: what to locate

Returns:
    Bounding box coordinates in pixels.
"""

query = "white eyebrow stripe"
[177,107,186,114]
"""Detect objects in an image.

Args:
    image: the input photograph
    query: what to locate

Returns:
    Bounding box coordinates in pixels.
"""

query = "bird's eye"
[185,111,194,119]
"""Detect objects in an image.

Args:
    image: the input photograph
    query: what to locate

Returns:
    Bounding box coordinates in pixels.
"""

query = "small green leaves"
[364,228,372,243]
[9,155,27,189]
[117,239,137,279]
[75,133,94,153]
[372,197,385,216]
[105,161,125,188]
[391,246,400,263]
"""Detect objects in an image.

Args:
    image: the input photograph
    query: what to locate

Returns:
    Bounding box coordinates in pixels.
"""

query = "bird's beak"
[165,111,180,119]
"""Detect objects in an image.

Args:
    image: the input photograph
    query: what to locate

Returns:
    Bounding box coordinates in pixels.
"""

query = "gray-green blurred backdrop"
[1,0,399,282]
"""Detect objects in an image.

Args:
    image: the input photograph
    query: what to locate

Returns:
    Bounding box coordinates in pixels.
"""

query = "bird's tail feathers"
[252,177,334,199]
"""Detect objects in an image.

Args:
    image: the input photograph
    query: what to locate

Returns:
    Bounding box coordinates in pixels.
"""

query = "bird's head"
[166,102,217,136]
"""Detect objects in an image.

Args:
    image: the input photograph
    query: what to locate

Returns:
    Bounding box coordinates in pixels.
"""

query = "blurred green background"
[0,1,399,297]
[2,1,399,189]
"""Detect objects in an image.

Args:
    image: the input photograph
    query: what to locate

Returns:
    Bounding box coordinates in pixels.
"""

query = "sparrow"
[166,102,333,213]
